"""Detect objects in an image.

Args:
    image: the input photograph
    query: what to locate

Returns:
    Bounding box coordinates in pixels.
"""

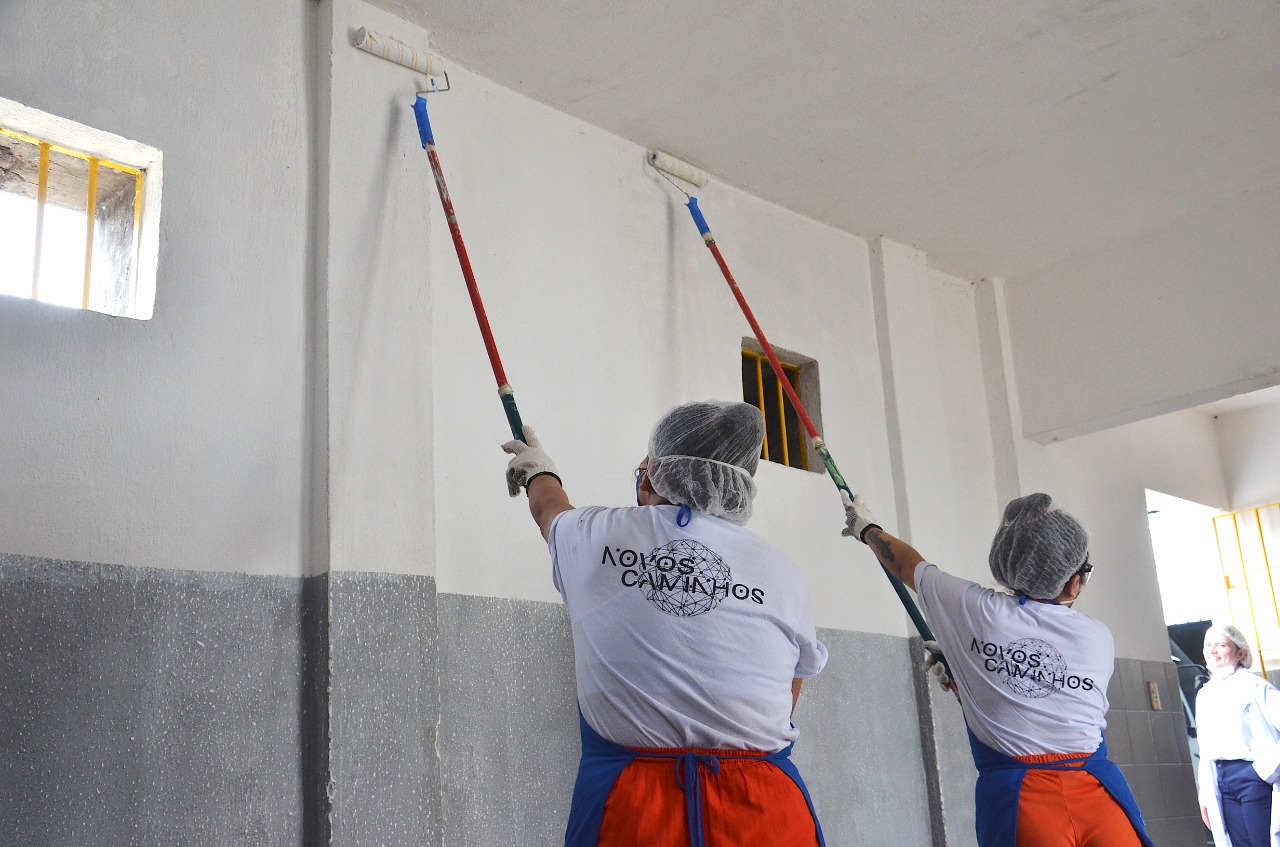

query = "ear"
[1057,573,1084,604]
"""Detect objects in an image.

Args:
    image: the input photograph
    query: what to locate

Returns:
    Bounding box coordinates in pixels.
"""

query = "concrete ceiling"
[379,0,1278,286]
[376,0,1280,412]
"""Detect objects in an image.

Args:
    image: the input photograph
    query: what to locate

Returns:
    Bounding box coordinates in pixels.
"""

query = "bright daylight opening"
[0,97,161,319]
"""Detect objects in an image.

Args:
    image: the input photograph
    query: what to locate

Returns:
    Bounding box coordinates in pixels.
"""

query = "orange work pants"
[596,746,820,847]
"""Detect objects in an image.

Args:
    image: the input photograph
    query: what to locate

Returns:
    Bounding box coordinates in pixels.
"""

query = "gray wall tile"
[1159,763,1200,822]
[1127,710,1157,764]
[1105,711,1135,764]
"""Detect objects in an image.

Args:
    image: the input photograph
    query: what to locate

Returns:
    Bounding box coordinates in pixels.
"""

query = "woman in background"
[1197,623,1280,847]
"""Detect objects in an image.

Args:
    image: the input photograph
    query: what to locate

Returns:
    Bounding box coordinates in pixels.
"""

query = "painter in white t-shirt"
[549,502,828,751]
[843,490,1154,847]
[503,400,832,847]
[914,561,1114,756]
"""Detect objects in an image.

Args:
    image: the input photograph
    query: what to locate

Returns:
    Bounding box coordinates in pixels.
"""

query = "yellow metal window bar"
[1,126,144,311]
[1215,501,1280,674]
[741,348,808,470]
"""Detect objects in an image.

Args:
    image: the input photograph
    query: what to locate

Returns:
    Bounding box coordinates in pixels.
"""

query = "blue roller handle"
[413,95,435,147]
[686,196,711,235]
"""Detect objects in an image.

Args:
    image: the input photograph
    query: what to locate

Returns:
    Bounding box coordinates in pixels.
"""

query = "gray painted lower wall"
[796,628,933,846]
[0,554,1211,846]
[328,572,441,847]
[436,594,579,847]
[0,554,313,846]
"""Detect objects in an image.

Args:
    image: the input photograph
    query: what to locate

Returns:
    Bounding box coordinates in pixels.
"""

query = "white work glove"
[841,492,882,543]
[501,426,560,497]
[921,640,955,692]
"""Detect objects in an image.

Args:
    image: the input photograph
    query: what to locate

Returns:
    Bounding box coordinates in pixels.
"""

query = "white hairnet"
[1207,622,1253,669]
[988,493,1089,599]
[646,400,763,525]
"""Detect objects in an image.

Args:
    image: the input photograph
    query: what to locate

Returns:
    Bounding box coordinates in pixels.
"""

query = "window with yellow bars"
[1215,501,1280,674]
[0,99,159,319]
[741,346,817,471]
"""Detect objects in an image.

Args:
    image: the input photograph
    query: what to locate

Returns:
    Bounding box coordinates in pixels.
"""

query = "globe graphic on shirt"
[1001,637,1067,699]
[640,539,730,617]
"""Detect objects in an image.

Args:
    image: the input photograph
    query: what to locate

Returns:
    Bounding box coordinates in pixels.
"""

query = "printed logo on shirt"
[601,540,765,617]
[969,637,1097,699]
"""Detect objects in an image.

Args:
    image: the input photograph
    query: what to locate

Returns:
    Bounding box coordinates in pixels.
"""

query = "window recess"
[1,98,161,319]
[741,342,822,472]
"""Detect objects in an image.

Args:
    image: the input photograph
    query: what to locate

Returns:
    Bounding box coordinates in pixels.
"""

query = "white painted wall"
[1214,402,1280,510]
[2,0,1269,662]
[0,0,314,576]
[324,2,438,577]
[405,41,904,634]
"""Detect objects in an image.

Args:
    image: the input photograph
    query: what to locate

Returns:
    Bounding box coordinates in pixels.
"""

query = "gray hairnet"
[1207,622,1253,669]
[646,401,763,525]
[988,493,1089,600]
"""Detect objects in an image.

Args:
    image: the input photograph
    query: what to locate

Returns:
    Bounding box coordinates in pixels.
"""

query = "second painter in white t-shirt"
[915,561,1115,756]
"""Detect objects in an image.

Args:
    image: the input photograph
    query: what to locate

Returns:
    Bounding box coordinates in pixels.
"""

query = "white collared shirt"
[1197,666,1280,783]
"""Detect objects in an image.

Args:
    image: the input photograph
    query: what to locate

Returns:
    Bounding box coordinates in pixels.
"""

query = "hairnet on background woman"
[1197,623,1280,847]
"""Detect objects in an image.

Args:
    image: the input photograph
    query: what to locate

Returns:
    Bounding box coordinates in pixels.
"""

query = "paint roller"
[646,151,709,189]
[352,27,520,439]
[647,149,948,666]
[353,27,449,92]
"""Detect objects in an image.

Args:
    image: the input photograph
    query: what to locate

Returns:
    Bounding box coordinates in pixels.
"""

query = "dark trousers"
[1217,759,1273,847]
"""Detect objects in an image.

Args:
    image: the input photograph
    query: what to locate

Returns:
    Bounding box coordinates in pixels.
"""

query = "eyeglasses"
[1077,560,1093,584]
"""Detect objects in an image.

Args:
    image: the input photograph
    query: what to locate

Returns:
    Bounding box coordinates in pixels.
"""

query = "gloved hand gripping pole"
[413,95,525,442]
[681,195,942,654]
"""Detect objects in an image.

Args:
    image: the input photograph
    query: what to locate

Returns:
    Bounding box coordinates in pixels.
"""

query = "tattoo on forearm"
[868,530,895,563]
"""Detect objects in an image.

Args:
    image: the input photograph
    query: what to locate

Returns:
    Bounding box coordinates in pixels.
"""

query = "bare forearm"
[863,527,925,587]
[528,474,573,541]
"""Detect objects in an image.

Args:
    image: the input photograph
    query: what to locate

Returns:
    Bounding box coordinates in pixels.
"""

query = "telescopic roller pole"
[413,94,525,443]
[679,193,941,653]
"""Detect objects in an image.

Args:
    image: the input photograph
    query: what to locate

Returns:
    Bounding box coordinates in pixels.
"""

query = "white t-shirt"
[548,504,828,751]
[914,561,1114,756]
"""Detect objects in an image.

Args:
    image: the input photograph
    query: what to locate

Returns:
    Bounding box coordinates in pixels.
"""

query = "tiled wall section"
[1106,657,1208,847]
